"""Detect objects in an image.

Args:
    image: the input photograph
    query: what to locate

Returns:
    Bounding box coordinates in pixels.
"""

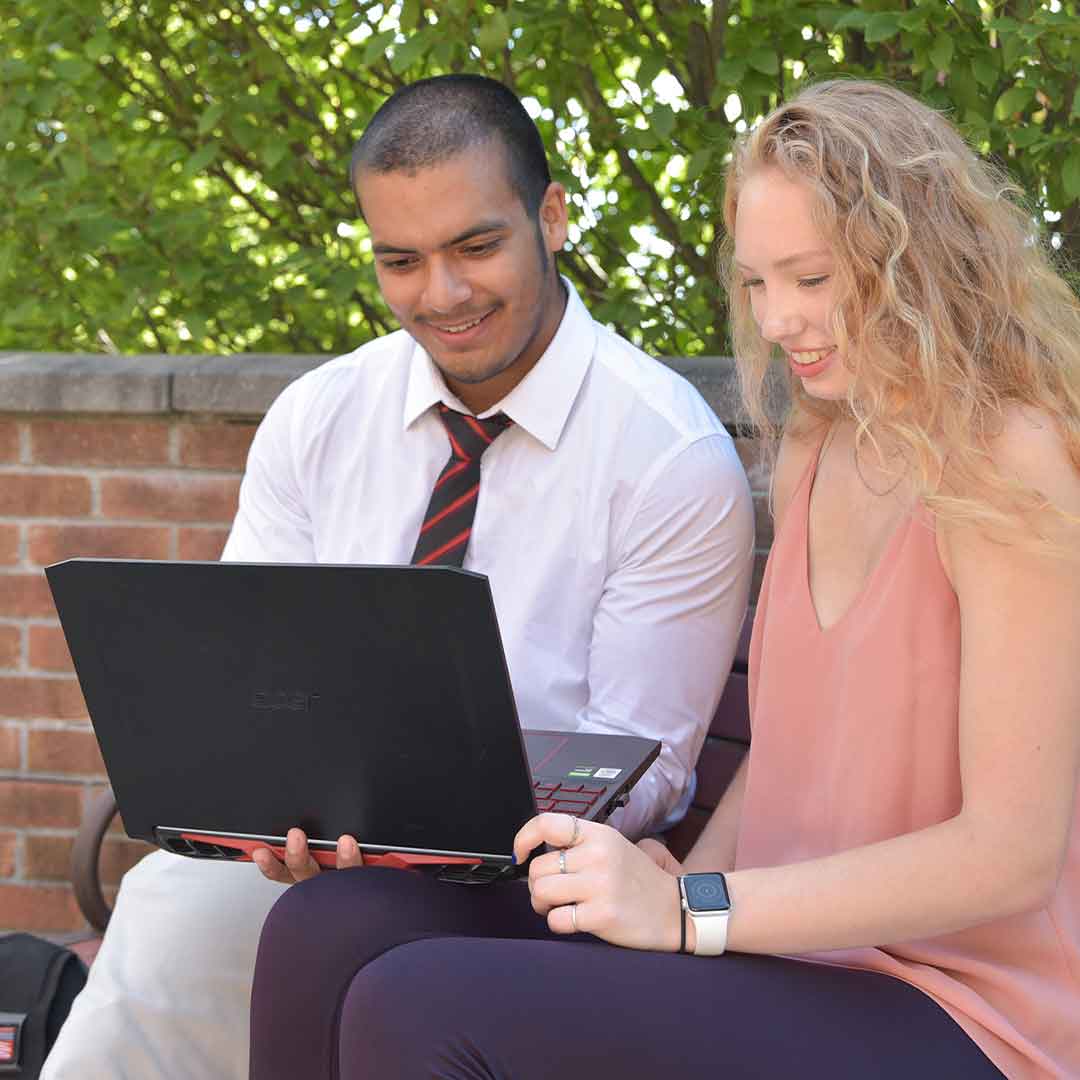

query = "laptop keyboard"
[532,778,606,816]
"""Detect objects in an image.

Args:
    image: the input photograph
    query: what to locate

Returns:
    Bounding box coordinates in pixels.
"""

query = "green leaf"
[928,35,954,71]
[1064,148,1080,201]
[59,151,87,184]
[863,13,901,44]
[0,106,26,140]
[1071,87,1080,120]
[649,103,676,140]
[84,33,111,61]
[175,262,203,290]
[431,40,456,68]
[972,54,998,89]
[263,138,291,170]
[1008,125,1042,148]
[747,48,778,75]
[198,103,227,136]
[326,267,358,303]
[636,53,666,92]
[78,215,126,247]
[713,57,747,87]
[476,12,511,55]
[89,138,116,165]
[995,85,1034,119]
[1001,31,1027,70]
[686,148,712,181]
[833,10,869,32]
[362,30,396,65]
[389,29,430,73]
[182,142,219,178]
[53,56,93,81]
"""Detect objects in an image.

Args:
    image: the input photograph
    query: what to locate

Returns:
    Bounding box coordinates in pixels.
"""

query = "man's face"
[357,143,569,413]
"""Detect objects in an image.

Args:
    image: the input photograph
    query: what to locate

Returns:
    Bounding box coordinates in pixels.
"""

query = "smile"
[431,311,493,335]
[789,348,833,366]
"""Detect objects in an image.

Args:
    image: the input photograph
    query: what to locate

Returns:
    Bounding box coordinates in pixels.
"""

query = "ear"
[537,182,569,253]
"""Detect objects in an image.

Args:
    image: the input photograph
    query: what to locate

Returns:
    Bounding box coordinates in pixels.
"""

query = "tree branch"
[576,65,709,279]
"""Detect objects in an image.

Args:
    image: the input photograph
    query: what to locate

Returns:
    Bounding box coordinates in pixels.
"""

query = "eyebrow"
[735,248,833,272]
[372,220,510,256]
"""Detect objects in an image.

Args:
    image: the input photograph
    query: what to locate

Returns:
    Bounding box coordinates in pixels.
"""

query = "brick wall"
[0,352,774,934]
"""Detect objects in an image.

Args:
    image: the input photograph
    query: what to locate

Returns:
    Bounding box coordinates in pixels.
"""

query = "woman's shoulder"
[771,413,831,529]
[985,405,1080,511]
[937,404,1080,579]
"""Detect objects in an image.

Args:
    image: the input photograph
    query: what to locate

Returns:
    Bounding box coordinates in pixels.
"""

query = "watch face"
[684,873,730,912]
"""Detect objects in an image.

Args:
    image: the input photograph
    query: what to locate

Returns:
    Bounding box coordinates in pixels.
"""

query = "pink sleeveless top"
[736,437,1080,1078]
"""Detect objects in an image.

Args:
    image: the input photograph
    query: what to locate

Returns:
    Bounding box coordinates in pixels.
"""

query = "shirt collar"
[402,277,595,451]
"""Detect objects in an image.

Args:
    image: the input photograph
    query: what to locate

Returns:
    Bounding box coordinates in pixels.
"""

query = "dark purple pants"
[249,867,1004,1079]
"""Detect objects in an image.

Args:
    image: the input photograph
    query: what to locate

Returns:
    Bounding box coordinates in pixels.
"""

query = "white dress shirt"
[223,282,754,837]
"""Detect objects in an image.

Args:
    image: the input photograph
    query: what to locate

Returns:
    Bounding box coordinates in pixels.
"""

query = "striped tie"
[411,404,514,567]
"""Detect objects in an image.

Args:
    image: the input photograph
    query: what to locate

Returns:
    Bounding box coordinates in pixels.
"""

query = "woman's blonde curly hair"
[720,78,1080,545]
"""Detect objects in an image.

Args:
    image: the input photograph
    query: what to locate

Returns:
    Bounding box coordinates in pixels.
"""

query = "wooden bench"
[68,609,753,945]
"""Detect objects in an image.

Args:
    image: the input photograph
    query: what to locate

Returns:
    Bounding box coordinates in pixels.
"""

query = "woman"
[249,80,1080,1078]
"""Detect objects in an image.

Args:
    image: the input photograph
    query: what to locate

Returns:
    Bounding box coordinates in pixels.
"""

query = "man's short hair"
[351,74,552,218]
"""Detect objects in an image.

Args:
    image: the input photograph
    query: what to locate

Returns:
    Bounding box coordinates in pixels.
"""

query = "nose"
[422,258,471,313]
[756,286,807,344]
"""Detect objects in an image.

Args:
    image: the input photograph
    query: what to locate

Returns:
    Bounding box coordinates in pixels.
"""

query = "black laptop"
[45,559,660,883]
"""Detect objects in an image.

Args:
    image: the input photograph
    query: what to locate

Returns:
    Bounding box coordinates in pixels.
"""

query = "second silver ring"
[559,848,568,874]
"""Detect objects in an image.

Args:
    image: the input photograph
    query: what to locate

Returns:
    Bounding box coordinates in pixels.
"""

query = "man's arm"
[583,434,754,839]
[220,380,315,564]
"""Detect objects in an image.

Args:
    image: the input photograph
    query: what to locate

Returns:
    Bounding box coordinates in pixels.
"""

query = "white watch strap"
[689,908,729,956]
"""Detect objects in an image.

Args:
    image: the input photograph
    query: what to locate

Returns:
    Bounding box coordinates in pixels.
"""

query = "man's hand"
[251,827,365,885]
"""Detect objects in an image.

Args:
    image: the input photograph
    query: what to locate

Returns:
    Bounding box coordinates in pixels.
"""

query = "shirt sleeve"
[579,433,755,840]
[220,380,316,564]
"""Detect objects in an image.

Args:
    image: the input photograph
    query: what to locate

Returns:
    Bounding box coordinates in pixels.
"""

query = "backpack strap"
[0,934,87,1077]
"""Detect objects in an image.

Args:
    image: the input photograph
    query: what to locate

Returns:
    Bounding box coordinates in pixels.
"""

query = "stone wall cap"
[0,351,786,426]
[0,352,175,413]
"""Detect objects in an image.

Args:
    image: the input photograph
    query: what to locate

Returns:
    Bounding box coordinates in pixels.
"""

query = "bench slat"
[709,672,749,742]
[694,737,747,810]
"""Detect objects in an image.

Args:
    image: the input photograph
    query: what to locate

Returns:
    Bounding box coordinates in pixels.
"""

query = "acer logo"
[251,691,321,711]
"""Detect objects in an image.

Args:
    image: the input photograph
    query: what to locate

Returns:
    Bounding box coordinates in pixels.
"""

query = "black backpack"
[0,933,87,1077]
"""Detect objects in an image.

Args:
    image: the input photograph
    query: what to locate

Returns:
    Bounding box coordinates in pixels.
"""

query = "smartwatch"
[679,873,731,956]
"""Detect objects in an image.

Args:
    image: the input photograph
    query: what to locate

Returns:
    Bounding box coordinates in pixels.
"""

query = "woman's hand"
[513,813,685,952]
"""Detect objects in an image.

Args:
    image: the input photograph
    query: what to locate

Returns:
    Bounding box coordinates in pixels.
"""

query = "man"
[44,75,753,1078]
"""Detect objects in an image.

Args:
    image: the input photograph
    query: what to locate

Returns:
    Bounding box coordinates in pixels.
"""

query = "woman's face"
[733,166,852,400]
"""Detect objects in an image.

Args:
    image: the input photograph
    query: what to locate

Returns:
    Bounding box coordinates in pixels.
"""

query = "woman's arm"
[519,411,1080,955]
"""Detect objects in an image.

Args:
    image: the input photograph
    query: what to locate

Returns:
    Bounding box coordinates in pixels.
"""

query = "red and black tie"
[411,404,514,567]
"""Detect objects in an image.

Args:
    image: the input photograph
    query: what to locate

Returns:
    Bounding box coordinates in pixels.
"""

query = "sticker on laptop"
[593,767,621,780]
[567,766,595,777]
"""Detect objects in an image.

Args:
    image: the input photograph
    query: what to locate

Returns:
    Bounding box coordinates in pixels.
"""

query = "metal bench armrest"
[71,786,118,933]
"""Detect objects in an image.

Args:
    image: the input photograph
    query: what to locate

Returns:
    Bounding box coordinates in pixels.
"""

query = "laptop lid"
[46,560,659,869]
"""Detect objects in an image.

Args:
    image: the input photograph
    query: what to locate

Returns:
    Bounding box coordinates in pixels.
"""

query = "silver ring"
[567,813,580,846]
[559,849,568,875]
[570,902,578,932]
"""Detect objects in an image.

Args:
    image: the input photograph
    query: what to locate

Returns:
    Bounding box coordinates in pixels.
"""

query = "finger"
[283,827,321,882]
[547,901,584,936]
[529,868,585,914]
[514,812,585,863]
[336,835,364,870]
[509,812,557,864]
[527,845,569,888]
[251,846,294,885]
